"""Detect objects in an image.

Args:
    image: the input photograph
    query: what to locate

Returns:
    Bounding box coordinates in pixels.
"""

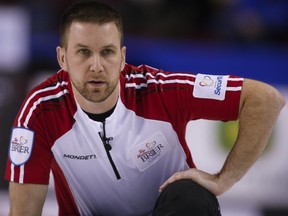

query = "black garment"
[83,104,116,122]
[153,179,221,216]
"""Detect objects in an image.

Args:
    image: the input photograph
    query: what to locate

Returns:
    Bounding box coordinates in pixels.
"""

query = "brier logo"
[137,141,164,163]
[129,133,170,172]
[11,136,30,154]
[10,128,34,165]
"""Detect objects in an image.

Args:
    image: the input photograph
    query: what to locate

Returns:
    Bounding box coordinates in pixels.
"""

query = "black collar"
[83,104,116,122]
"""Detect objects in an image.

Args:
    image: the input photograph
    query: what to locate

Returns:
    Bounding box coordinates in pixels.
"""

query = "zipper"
[98,121,121,180]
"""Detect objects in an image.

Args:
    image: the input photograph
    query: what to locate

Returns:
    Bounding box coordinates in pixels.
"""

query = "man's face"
[57,21,126,104]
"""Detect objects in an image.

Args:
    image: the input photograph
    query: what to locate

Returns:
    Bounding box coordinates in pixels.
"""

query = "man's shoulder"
[122,63,162,75]
[16,69,75,127]
[31,69,70,91]
[26,69,71,100]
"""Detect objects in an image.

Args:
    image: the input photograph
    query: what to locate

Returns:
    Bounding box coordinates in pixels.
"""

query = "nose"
[90,54,104,72]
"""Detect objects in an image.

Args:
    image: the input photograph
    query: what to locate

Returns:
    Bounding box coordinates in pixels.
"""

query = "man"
[5,1,285,216]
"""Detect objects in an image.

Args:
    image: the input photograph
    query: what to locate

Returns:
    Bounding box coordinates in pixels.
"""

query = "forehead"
[65,21,121,48]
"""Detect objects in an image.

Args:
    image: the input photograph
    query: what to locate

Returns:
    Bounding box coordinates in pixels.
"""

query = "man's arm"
[159,78,286,195]
[9,182,48,216]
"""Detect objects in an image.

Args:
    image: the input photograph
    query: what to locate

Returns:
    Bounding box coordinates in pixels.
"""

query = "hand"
[159,168,228,196]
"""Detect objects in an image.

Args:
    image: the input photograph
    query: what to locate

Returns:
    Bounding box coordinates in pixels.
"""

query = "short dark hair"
[59,0,123,48]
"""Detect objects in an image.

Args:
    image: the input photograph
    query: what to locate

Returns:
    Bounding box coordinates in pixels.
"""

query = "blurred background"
[0,0,287,215]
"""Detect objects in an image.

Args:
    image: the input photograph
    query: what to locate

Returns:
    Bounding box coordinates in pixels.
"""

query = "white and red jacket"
[5,64,243,216]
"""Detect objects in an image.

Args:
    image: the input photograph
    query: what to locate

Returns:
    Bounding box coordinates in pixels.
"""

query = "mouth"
[87,80,105,87]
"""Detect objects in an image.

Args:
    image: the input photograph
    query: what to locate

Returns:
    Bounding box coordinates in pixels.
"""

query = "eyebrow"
[100,44,118,51]
[74,43,117,49]
[74,43,89,48]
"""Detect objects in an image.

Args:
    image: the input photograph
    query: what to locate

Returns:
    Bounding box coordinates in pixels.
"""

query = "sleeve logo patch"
[193,74,228,101]
[9,128,34,166]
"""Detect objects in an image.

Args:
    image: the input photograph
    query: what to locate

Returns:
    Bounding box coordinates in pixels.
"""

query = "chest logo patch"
[129,133,170,172]
[193,73,229,101]
[9,127,34,166]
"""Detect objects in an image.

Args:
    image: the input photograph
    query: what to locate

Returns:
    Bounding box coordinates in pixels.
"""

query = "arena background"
[0,1,287,215]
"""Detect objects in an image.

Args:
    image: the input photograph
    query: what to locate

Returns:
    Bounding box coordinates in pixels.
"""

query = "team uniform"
[5,64,243,216]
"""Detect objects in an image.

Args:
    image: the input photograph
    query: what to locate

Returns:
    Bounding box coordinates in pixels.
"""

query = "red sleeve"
[122,64,244,122]
[5,93,53,184]
[186,74,244,121]
[5,70,74,184]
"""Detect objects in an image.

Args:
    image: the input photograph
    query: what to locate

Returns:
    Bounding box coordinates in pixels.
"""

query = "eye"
[101,48,114,57]
[79,48,91,56]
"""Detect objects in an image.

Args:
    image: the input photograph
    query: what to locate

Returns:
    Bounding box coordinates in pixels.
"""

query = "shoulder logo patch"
[9,127,34,166]
[193,73,228,101]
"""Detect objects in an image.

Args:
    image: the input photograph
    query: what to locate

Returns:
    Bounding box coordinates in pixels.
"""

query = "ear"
[120,46,126,71]
[56,46,68,71]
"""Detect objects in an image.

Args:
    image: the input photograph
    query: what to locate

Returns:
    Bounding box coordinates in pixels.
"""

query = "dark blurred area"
[0,1,287,215]
[1,0,287,69]
[3,0,287,40]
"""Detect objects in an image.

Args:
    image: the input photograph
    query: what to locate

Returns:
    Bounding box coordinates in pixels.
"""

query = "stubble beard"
[72,79,118,103]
